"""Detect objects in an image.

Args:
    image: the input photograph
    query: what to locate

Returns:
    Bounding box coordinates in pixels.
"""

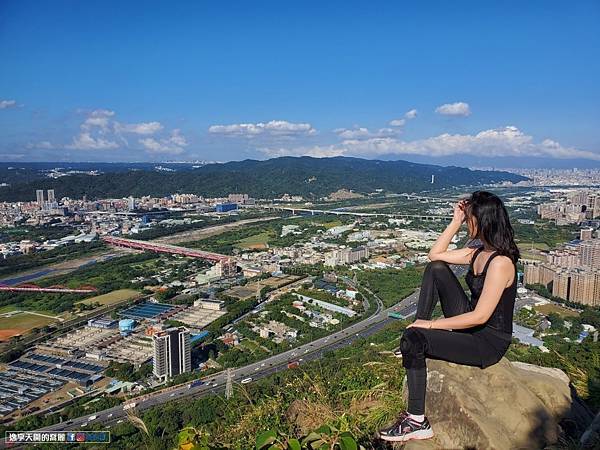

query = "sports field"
[76,289,141,307]
[0,311,58,341]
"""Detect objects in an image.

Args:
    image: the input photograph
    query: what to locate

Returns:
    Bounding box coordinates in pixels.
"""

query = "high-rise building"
[47,189,55,203]
[581,228,594,240]
[580,239,600,269]
[152,327,191,381]
[128,196,136,211]
[36,189,44,206]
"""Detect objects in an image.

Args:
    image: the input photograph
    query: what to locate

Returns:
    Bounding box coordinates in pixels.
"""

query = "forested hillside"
[0,156,527,201]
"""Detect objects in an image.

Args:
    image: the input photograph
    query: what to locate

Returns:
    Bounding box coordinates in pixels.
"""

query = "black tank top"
[465,246,516,337]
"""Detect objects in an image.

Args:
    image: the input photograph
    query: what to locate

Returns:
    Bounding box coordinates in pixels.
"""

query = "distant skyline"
[1,1,599,167]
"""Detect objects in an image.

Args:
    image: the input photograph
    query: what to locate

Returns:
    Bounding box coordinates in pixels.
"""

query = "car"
[212,383,218,387]
[261,363,265,367]
[88,415,97,421]
[170,393,175,397]
[81,422,88,427]
[241,377,252,384]
[254,367,259,371]
[117,419,123,424]
[107,413,113,418]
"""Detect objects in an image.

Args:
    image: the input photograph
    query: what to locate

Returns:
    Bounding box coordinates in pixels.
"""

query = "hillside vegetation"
[0,156,527,202]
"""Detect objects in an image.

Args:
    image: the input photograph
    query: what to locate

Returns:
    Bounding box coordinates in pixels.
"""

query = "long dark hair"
[464,191,520,264]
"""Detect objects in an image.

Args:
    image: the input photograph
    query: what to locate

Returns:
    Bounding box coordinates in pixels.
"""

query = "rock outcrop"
[393,357,595,449]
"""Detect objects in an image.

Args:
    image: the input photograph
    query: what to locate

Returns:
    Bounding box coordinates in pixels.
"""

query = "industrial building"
[152,327,191,381]
[215,203,238,213]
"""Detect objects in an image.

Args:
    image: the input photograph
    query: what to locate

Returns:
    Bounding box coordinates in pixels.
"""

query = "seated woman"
[378,190,519,443]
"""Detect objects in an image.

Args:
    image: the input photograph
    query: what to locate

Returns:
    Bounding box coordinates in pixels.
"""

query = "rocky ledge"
[390,357,596,449]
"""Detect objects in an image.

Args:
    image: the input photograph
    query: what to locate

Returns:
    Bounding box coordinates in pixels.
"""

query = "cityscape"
[1,1,599,449]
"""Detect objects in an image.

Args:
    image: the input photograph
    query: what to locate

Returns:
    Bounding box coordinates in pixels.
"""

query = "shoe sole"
[378,428,434,442]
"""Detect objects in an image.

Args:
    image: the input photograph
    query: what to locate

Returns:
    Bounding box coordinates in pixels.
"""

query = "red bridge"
[102,236,232,262]
[102,236,237,277]
[0,283,98,294]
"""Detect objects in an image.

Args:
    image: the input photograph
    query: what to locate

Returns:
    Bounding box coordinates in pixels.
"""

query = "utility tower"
[225,367,234,399]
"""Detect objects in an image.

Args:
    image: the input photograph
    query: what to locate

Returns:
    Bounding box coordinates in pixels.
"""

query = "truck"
[241,377,252,384]
[123,402,136,411]
[187,380,204,389]
[388,312,403,320]
[287,360,300,369]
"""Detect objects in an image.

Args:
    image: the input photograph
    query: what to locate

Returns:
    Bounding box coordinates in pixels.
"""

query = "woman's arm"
[428,200,475,265]
[409,256,514,330]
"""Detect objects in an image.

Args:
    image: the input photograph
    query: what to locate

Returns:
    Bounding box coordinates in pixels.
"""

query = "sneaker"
[377,411,409,436]
[378,414,434,442]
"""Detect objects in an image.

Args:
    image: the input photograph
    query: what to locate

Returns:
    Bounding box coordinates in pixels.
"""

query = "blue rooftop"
[119,302,175,320]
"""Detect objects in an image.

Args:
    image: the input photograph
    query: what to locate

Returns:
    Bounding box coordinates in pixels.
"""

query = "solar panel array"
[119,302,175,320]
[8,353,106,383]
[0,370,65,416]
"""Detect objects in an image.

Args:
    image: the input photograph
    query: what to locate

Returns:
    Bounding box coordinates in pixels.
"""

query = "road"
[20,285,419,441]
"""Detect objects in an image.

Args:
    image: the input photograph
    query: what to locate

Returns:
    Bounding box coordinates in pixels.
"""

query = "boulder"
[393,357,595,449]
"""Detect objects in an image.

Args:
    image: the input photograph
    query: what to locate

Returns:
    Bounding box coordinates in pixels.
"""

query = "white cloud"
[389,119,406,127]
[435,102,471,117]
[27,141,54,149]
[334,126,398,140]
[261,126,600,161]
[67,132,119,150]
[404,109,418,119]
[116,121,163,135]
[81,109,115,131]
[389,109,418,127]
[139,129,188,154]
[65,109,185,154]
[0,100,17,109]
[208,120,316,137]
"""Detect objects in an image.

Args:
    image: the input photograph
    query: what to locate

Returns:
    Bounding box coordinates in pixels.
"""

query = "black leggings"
[400,261,509,415]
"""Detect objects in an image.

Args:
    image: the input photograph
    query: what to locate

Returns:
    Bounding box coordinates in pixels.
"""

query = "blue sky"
[1,0,599,167]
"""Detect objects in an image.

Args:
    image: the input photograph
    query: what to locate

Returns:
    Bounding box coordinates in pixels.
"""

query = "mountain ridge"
[0,156,528,201]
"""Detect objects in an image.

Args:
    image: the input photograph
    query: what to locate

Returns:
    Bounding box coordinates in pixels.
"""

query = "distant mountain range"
[0,156,528,201]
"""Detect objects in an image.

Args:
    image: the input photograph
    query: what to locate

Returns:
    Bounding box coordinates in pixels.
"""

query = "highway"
[21,283,420,440]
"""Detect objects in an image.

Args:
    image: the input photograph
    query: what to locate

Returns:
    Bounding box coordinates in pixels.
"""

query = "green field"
[535,303,579,318]
[0,311,58,341]
[76,289,141,307]
[236,231,272,249]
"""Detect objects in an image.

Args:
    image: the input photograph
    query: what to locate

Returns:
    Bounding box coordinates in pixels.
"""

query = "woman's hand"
[452,199,468,224]
[406,319,433,329]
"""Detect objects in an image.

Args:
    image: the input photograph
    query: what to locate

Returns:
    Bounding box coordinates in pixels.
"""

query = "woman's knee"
[425,260,450,275]
[400,329,428,370]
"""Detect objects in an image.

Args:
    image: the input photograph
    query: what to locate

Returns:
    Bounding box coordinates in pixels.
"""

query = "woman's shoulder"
[487,255,516,282]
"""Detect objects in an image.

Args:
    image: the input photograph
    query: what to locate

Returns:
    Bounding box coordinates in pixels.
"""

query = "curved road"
[18,283,419,441]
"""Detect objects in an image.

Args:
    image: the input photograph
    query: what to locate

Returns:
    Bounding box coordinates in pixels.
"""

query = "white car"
[107,413,113,418]
[254,367,259,371]
[212,383,218,387]
[81,422,88,427]
[117,419,123,424]
[241,377,252,384]
[261,363,265,367]
[170,392,175,397]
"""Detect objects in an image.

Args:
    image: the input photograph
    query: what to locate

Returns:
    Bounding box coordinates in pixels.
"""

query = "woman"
[378,190,519,443]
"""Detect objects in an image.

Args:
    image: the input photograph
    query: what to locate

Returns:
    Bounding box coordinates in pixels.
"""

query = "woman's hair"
[463,190,520,263]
